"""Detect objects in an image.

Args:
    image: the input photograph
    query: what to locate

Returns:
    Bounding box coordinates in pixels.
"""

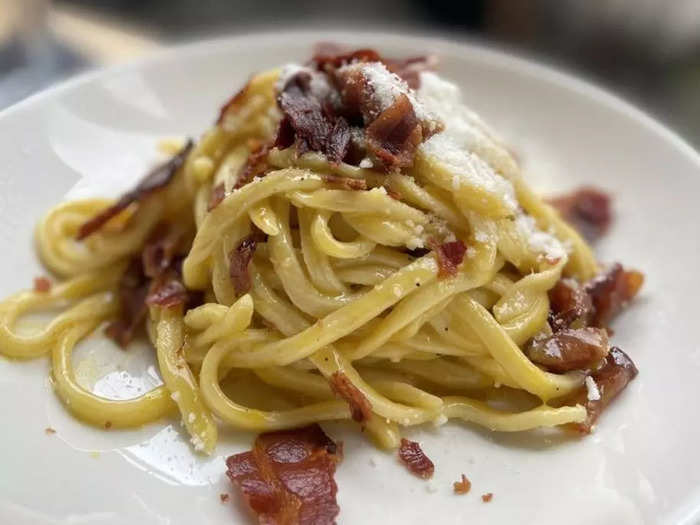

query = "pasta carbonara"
[0,48,642,458]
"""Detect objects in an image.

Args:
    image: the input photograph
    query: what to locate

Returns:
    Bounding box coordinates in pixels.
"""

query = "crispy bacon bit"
[45,427,56,435]
[277,71,351,164]
[527,327,609,373]
[219,493,230,503]
[141,223,187,279]
[329,372,372,423]
[365,94,423,172]
[548,187,612,242]
[217,82,250,125]
[481,493,493,503]
[235,141,273,190]
[453,474,471,494]
[208,182,226,211]
[33,277,51,293]
[145,270,189,309]
[322,174,368,191]
[431,239,467,277]
[105,258,149,348]
[573,347,638,432]
[586,264,644,327]
[226,424,342,525]
[398,438,434,479]
[229,235,261,296]
[311,44,435,89]
[312,47,382,70]
[77,140,193,240]
[548,277,593,331]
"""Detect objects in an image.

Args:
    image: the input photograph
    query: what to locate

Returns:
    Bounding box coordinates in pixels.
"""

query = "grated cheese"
[190,434,205,452]
[421,134,517,211]
[514,212,567,261]
[585,376,601,401]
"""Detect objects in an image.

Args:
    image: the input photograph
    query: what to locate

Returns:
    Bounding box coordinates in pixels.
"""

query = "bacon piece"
[208,182,226,211]
[329,372,372,423]
[105,258,149,348]
[235,141,273,190]
[229,234,262,296]
[145,269,188,309]
[334,66,381,125]
[365,94,423,172]
[585,264,644,327]
[431,239,467,277]
[548,277,593,331]
[33,277,51,293]
[77,140,193,240]
[226,424,342,525]
[573,347,638,432]
[322,174,367,191]
[527,327,609,373]
[548,187,612,242]
[277,71,351,163]
[453,474,471,494]
[311,44,435,88]
[326,117,351,164]
[141,223,188,279]
[398,439,434,479]
[311,46,382,70]
[216,82,250,125]
[481,493,493,503]
[383,56,437,89]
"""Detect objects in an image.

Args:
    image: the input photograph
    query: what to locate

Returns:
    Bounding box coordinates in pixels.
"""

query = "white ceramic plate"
[1,30,699,525]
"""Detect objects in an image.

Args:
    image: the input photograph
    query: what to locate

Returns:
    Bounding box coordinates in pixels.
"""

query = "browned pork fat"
[527,327,609,373]
[398,438,434,479]
[548,187,612,242]
[432,239,467,277]
[77,140,192,240]
[586,263,644,328]
[225,424,342,525]
[329,372,372,423]
[573,347,639,432]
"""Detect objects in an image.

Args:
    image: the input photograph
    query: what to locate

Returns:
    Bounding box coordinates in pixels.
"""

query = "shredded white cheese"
[190,434,205,452]
[514,212,567,261]
[585,376,601,401]
[421,134,517,212]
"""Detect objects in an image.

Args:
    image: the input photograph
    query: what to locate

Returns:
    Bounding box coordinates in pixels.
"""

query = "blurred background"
[2,0,700,145]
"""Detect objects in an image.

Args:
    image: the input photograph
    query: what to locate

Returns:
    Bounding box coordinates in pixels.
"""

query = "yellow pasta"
[2,56,626,459]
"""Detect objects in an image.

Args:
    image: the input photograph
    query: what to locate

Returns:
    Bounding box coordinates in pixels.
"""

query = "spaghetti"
[0,49,642,459]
